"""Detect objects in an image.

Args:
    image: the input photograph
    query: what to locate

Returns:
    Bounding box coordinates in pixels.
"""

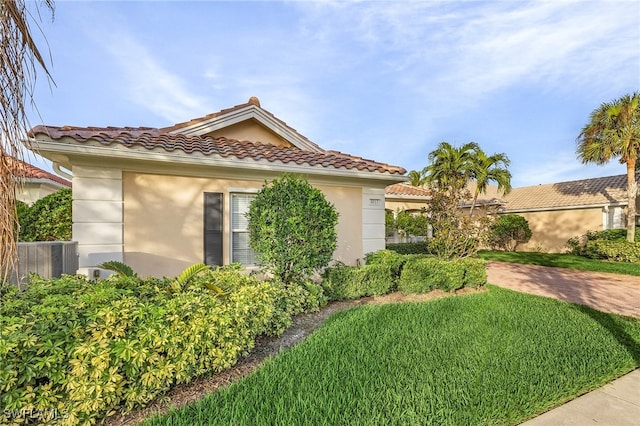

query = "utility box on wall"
[9,241,79,287]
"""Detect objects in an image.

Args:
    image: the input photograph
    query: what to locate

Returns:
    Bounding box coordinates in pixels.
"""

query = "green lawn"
[478,250,640,276]
[146,286,640,426]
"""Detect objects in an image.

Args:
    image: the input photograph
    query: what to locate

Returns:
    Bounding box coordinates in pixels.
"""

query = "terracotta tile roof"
[503,174,634,211]
[10,157,71,187]
[385,183,432,197]
[29,126,406,175]
[160,98,324,152]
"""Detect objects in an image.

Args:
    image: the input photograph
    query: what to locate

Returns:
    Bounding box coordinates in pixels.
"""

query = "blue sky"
[25,0,640,188]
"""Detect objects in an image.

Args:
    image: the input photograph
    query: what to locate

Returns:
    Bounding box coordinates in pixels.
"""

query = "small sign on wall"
[369,198,382,206]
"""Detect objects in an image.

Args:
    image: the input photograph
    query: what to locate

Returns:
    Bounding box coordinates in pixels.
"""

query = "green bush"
[584,240,640,263]
[321,264,394,301]
[458,258,488,288]
[0,267,301,425]
[364,249,408,282]
[566,229,640,256]
[489,214,532,251]
[18,188,72,241]
[247,174,338,284]
[263,279,327,336]
[386,242,432,255]
[398,257,487,293]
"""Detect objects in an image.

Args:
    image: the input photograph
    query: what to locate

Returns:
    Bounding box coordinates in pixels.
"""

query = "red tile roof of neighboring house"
[28,97,406,175]
[385,183,432,197]
[10,157,71,187]
[502,174,634,211]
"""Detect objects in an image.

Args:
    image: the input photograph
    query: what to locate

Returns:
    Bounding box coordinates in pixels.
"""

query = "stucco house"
[12,158,71,205]
[384,174,639,253]
[27,97,406,277]
[500,173,640,252]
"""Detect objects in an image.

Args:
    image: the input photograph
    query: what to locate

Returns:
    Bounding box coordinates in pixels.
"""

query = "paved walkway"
[487,262,640,317]
[486,262,640,425]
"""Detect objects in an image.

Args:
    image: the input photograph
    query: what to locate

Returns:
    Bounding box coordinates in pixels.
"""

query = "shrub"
[458,258,488,288]
[18,188,72,241]
[584,240,640,263]
[395,210,430,239]
[566,229,640,256]
[386,242,432,255]
[321,263,394,301]
[364,249,408,282]
[247,174,339,285]
[489,214,532,251]
[0,268,294,425]
[398,257,487,293]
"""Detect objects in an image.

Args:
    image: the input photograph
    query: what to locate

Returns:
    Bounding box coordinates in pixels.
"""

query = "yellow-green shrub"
[0,271,282,425]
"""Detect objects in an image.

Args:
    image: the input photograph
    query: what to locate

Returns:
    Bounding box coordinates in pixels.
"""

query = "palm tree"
[1,0,54,282]
[407,169,426,187]
[577,93,640,242]
[423,141,480,195]
[469,150,512,216]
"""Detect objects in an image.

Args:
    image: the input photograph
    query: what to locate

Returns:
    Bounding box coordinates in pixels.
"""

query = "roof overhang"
[30,138,406,184]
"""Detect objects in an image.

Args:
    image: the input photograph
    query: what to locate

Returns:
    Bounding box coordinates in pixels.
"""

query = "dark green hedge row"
[0,268,323,425]
[397,257,487,293]
[321,263,394,301]
[385,242,432,255]
[322,251,487,301]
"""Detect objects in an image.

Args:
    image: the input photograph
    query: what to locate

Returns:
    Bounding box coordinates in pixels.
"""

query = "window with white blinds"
[231,193,257,265]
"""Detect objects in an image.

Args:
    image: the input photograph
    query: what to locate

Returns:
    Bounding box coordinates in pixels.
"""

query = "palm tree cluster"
[409,142,512,216]
[577,92,640,242]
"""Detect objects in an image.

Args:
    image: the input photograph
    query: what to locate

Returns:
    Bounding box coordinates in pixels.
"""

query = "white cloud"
[94,32,213,123]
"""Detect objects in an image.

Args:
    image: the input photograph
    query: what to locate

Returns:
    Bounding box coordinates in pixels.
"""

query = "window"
[231,193,257,265]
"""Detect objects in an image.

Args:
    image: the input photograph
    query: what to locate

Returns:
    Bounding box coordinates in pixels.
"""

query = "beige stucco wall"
[209,120,291,147]
[511,207,603,253]
[123,172,363,278]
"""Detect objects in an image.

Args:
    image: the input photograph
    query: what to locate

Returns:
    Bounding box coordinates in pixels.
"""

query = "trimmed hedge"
[385,242,432,255]
[584,240,640,263]
[321,264,394,301]
[0,267,318,425]
[398,257,487,293]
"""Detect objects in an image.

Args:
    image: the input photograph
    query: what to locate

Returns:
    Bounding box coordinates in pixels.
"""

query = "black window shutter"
[204,192,223,266]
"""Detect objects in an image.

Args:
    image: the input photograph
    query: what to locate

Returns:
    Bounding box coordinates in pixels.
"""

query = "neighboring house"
[500,173,640,252]
[27,97,406,277]
[385,182,434,213]
[11,157,71,205]
[384,174,640,253]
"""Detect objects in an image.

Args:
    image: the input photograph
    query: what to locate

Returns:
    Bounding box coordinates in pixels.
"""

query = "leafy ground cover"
[478,250,640,276]
[146,286,640,426]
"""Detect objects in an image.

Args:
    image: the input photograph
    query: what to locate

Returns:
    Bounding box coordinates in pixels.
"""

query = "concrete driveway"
[486,262,640,317]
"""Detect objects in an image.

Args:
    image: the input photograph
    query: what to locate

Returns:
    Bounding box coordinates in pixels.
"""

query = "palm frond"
[98,261,137,277]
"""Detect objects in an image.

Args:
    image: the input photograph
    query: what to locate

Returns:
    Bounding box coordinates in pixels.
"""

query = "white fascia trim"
[34,139,405,183]
[168,105,323,153]
[385,194,431,201]
[502,202,628,213]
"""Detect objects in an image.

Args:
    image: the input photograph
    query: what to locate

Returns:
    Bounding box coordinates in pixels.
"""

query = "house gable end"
[166,103,323,153]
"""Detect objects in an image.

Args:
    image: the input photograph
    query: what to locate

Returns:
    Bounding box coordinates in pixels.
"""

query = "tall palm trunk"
[627,157,637,242]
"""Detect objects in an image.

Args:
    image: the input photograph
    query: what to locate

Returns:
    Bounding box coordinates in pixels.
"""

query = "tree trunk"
[626,158,637,242]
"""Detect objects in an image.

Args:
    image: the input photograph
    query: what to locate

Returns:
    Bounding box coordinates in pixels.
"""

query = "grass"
[478,250,640,276]
[146,286,640,426]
